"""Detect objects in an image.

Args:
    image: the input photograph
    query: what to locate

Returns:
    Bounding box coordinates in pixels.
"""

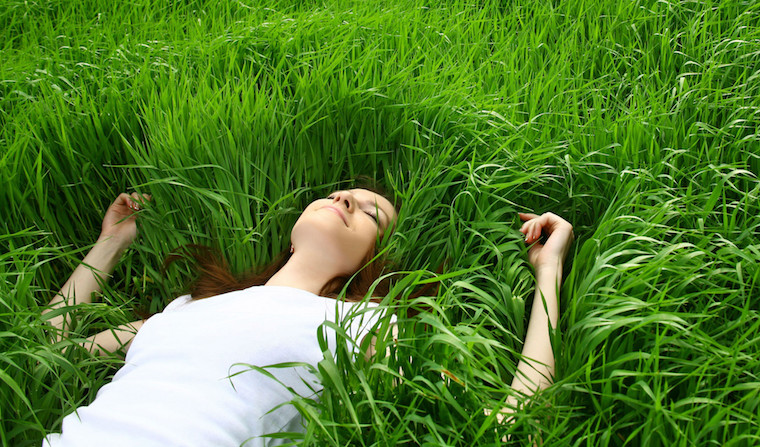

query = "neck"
[264,251,338,296]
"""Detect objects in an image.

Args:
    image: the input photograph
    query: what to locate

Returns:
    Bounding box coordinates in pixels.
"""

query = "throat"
[264,252,335,296]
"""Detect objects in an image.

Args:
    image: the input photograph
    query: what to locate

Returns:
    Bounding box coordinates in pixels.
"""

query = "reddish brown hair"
[162,243,395,302]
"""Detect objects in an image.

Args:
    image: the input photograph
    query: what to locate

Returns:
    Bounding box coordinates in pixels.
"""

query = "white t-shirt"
[44,285,391,447]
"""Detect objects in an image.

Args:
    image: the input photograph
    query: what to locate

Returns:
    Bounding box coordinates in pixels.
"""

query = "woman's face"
[290,188,398,276]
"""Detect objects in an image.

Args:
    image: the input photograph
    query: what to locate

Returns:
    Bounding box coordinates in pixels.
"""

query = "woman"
[42,187,573,445]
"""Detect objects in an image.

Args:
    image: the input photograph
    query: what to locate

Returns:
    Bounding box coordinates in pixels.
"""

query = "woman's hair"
[162,180,402,302]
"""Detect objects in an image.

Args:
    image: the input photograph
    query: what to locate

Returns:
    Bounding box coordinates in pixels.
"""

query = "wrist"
[535,263,563,284]
[535,259,562,274]
[96,233,133,251]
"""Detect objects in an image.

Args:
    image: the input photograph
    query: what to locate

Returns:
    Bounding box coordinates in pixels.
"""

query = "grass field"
[1,0,759,445]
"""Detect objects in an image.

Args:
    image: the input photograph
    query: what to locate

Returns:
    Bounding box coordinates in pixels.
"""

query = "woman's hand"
[518,212,574,271]
[46,193,151,341]
[100,193,152,247]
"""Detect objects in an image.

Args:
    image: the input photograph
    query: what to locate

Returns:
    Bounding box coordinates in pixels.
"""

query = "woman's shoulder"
[163,294,193,313]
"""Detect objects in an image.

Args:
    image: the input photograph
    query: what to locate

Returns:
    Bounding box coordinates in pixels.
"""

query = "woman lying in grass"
[42,187,573,446]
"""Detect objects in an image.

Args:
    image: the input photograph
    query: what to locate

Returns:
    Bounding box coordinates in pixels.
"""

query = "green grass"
[1,0,759,445]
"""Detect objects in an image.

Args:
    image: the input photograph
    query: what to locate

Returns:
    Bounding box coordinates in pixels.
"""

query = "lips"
[322,205,348,226]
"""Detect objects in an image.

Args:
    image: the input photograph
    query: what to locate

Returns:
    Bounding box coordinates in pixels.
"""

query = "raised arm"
[43,193,151,354]
[487,212,574,438]
[511,212,573,397]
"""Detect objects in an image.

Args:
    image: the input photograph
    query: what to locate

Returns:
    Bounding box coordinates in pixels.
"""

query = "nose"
[332,190,355,212]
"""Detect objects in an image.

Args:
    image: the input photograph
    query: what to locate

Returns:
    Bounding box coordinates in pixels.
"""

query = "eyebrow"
[364,198,390,229]
[378,205,391,229]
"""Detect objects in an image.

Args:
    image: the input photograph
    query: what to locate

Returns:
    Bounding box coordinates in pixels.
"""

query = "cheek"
[354,225,379,255]
[343,234,376,272]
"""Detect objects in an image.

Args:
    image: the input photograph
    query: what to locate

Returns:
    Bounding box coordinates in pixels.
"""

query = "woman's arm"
[83,320,146,356]
[43,235,131,342]
[42,193,151,352]
[487,212,574,436]
[510,263,562,401]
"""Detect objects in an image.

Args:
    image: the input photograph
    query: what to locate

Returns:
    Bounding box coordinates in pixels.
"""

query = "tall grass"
[1,0,758,445]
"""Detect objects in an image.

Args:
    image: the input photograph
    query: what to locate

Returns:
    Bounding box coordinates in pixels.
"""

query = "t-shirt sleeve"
[334,302,396,353]
[162,294,193,313]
